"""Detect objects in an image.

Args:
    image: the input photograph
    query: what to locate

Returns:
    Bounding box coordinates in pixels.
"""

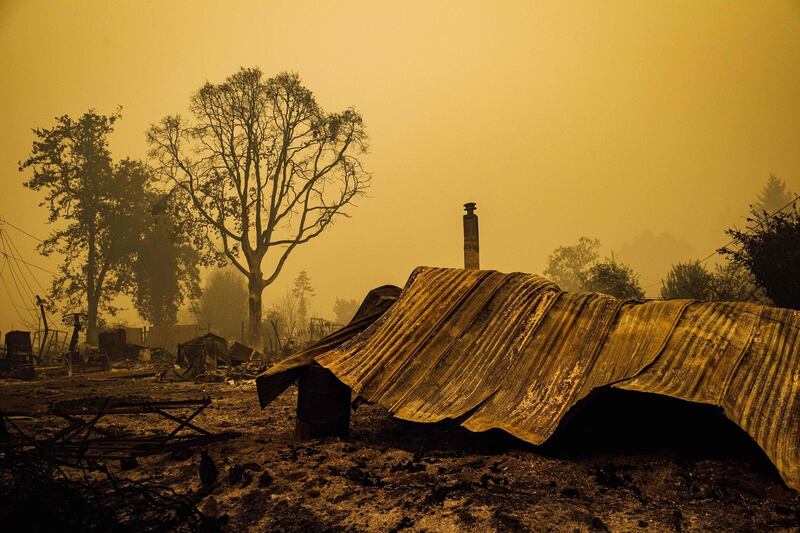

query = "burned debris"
[0,394,240,531]
[0,322,267,528]
[2,186,800,530]
[158,332,267,382]
[0,265,798,530]
[1,396,238,469]
[258,266,800,493]
[0,331,35,380]
[1,449,211,531]
[0,317,267,384]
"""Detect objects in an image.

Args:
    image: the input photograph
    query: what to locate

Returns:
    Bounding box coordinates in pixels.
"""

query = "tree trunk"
[86,296,99,345]
[247,273,264,349]
[86,228,98,345]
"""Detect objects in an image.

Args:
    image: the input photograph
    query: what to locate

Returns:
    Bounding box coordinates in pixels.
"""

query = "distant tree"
[660,261,714,300]
[192,269,247,340]
[617,231,696,293]
[148,68,370,347]
[543,237,600,292]
[132,192,201,328]
[333,298,359,324]
[266,290,301,350]
[720,205,800,309]
[292,271,314,324]
[19,111,148,342]
[582,260,645,299]
[754,174,794,214]
[710,262,770,304]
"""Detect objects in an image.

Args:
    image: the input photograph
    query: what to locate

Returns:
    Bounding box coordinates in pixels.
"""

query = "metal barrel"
[295,364,351,440]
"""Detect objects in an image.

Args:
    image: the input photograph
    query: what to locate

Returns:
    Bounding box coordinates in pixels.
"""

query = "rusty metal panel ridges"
[257,266,800,490]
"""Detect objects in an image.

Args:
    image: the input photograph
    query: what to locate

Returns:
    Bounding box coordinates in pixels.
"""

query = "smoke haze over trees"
[266,290,301,352]
[721,202,800,309]
[192,269,247,341]
[1,2,799,336]
[658,260,769,304]
[754,174,794,214]
[19,111,153,342]
[333,298,359,325]
[617,231,696,295]
[543,238,645,299]
[292,271,314,326]
[710,262,769,305]
[660,261,715,300]
[543,237,600,292]
[131,193,201,329]
[581,260,645,300]
[147,68,371,347]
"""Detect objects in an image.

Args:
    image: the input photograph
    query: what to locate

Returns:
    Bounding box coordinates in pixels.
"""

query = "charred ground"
[0,368,798,532]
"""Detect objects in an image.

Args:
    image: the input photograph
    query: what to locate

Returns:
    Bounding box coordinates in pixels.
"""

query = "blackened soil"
[0,369,797,532]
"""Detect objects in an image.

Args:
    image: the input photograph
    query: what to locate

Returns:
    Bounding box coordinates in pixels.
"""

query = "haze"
[1,0,798,332]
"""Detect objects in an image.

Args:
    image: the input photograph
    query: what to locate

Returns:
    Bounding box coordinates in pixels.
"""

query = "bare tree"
[148,68,370,345]
[266,290,301,351]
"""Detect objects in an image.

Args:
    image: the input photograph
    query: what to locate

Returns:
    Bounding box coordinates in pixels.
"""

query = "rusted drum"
[295,364,351,440]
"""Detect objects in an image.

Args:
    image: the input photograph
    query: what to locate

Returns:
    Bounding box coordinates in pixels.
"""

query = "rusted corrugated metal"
[256,285,401,407]
[256,267,800,490]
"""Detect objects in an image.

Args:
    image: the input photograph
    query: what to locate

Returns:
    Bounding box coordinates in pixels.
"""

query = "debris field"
[1,368,798,532]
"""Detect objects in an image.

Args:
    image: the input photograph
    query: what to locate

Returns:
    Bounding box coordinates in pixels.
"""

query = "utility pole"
[35,295,48,359]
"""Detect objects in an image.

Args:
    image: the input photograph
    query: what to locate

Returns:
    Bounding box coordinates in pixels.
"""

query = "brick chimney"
[463,202,479,269]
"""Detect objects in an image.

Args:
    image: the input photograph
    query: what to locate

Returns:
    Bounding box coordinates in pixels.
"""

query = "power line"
[698,192,799,266]
[0,268,37,330]
[0,251,58,276]
[0,265,34,329]
[1,229,48,293]
[642,193,800,292]
[1,232,40,302]
[2,261,39,327]
[0,263,26,327]
[0,229,58,277]
[0,217,44,243]
[0,231,42,329]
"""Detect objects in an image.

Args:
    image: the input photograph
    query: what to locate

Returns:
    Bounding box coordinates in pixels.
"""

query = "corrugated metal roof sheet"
[256,266,800,490]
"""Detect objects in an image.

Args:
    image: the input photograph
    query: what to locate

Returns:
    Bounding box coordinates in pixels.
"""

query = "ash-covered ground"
[1,368,798,532]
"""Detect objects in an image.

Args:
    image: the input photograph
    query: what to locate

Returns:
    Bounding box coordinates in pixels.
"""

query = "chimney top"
[464,202,477,215]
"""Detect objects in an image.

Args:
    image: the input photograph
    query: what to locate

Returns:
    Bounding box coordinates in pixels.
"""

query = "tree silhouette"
[721,204,800,309]
[754,174,794,214]
[292,270,314,325]
[333,298,359,325]
[710,262,770,304]
[266,290,301,352]
[132,193,200,328]
[660,261,714,300]
[582,260,645,299]
[543,237,600,292]
[192,269,247,340]
[148,68,370,346]
[20,111,148,342]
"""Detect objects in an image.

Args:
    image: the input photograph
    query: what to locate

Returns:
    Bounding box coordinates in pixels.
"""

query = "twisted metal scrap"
[258,267,800,490]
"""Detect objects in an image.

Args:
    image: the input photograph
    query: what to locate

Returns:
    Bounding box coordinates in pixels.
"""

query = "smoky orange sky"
[0,0,799,333]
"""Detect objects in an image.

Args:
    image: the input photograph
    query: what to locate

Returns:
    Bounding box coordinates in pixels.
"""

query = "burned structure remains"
[258,266,800,491]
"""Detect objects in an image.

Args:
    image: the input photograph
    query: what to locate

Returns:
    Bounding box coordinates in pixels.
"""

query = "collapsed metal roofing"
[256,267,800,490]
